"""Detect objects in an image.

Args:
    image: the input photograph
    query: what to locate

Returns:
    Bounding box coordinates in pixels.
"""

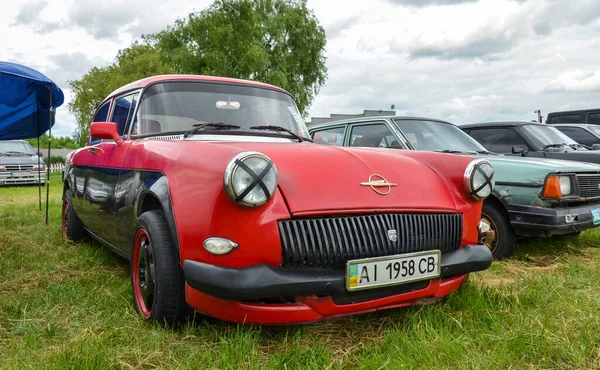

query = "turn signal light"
[542,175,562,198]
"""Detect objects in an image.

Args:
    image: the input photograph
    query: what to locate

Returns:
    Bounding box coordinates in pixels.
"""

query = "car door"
[73,92,139,246]
[467,127,533,156]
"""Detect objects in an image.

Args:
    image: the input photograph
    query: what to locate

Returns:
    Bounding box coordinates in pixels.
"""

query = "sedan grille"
[5,165,34,171]
[576,175,600,198]
[279,213,462,268]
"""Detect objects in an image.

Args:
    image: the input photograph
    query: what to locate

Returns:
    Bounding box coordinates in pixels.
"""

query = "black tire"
[62,188,87,242]
[131,210,190,325]
[480,201,517,260]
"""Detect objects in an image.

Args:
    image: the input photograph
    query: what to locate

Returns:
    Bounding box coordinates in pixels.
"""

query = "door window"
[587,112,600,125]
[548,114,583,124]
[468,128,528,154]
[311,126,346,146]
[110,93,139,136]
[350,123,401,148]
[90,101,111,144]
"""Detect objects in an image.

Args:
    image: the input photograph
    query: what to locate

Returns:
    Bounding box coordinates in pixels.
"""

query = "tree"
[68,43,174,146]
[151,0,327,115]
[25,134,79,149]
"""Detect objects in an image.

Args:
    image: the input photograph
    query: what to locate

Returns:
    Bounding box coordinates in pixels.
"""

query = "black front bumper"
[507,203,600,236]
[184,244,493,301]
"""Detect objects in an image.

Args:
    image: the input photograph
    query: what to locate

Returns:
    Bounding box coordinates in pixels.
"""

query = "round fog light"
[203,237,239,255]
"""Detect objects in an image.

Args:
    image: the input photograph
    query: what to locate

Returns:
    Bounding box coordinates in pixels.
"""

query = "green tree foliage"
[24,134,79,149]
[69,0,327,145]
[152,0,327,115]
[68,43,174,146]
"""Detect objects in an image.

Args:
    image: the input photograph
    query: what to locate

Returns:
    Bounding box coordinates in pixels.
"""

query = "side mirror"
[37,152,43,157]
[512,145,526,154]
[90,122,123,146]
[592,144,600,151]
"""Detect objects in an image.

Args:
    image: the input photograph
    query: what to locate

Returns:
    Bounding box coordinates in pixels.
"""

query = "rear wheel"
[479,201,516,260]
[131,210,190,325]
[62,188,87,241]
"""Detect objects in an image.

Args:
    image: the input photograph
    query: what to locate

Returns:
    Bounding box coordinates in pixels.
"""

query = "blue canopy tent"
[0,61,65,224]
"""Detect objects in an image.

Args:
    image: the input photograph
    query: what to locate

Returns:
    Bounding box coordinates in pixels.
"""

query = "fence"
[48,163,65,173]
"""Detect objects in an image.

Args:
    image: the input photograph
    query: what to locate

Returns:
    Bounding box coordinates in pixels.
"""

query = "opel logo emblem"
[360,174,397,195]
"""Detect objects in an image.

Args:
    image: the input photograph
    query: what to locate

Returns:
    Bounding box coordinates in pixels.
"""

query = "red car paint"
[65,75,490,324]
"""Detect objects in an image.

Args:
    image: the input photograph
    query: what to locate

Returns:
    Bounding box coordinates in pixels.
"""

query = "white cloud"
[545,70,600,93]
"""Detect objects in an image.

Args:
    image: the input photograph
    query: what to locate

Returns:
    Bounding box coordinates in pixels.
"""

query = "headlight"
[542,175,572,198]
[0,166,5,173]
[464,159,495,200]
[224,151,278,207]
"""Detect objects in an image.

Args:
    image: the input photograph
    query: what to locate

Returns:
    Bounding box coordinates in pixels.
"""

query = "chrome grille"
[279,213,463,268]
[576,175,600,198]
[4,165,34,171]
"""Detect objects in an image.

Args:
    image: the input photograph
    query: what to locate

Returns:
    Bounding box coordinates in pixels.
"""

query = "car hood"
[202,142,461,215]
[0,154,40,165]
[480,155,600,172]
[542,150,600,165]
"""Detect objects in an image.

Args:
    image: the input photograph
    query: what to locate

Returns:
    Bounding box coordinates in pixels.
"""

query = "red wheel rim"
[132,228,155,319]
[62,195,69,239]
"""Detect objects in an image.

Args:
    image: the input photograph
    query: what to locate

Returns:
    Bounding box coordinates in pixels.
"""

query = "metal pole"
[37,127,41,211]
[45,87,52,225]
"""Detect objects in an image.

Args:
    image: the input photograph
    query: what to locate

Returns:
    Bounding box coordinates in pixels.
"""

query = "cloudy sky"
[2,0,600,137]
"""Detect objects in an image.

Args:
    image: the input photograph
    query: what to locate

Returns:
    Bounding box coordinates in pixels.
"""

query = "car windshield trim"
[132,81,312,141]
[521,124,580,150]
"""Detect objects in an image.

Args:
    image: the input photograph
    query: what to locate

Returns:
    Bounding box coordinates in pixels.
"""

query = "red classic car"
[62,75,494,325]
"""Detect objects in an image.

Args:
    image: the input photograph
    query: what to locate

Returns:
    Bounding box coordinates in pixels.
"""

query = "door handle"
[88,146,104,155]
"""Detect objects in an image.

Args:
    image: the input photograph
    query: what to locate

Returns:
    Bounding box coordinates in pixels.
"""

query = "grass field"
[0,176,599,369]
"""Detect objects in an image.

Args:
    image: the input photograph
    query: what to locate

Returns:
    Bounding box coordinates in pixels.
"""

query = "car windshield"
[520,124,580,149]
[133,81,310,140]
[587,126,600,137]
[393,119,488,153]
[0,141,34,156]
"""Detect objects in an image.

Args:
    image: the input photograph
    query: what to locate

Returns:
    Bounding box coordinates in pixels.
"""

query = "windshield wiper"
[434,149,478,155]
[249,125,312,143]
[542,143,570,150]
[476,150,501,156]
[3,151,29,156]
[183,122,241,138]
[569,143,591,150]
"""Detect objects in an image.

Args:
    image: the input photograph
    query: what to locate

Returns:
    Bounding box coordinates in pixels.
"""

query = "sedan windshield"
[133,81,310,140]
[393,119,488,153]
[520,124,580,149]
[0,141,34,156]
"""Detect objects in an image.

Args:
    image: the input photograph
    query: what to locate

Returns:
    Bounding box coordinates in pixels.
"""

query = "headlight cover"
[464,159,495,200]
[542,175,572,198]
[224,151,278,207]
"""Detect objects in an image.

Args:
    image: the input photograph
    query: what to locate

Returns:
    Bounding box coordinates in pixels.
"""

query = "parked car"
[461,121,600,165]
[308,116,600,259]
[0,140,46,185]
[61,75,494,325]
[551,124,600,148]
[546,108,600,125]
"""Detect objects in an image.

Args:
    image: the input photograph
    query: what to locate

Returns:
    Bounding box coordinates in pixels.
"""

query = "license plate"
[11,172,29,177]
[346,250,441,291]
[592,208,600,225]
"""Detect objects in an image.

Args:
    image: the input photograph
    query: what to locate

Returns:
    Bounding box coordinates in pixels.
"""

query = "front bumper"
[0,171,46,185]
[507,203,600,236]
[184,244,492,302]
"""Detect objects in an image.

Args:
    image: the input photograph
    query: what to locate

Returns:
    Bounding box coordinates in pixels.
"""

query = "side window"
[89,101,111,145]
[468,128,528,154]
[311,126,346,146]
[587,112,600,125]
[548,114,583,124]
[110,93,139,136]
[555,127,598,146]
[350,123,400,148]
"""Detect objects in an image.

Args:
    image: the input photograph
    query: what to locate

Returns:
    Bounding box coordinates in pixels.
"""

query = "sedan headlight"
[224,151,278,207]
[542,175,572,198]
[464,159,495,200]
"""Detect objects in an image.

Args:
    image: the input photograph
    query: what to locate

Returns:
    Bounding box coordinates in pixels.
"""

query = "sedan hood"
[209,142,460,215]
[542,150,600,165]
[481,155,600,172]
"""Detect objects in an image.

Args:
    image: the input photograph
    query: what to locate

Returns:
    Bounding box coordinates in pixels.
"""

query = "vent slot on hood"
[279,213,463,268]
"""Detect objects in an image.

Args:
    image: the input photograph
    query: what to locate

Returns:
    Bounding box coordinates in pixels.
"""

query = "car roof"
[307,115,453,130]
[551,123,598,128]
[547,108,600,115]
[106,74,290,100]
[460,121,546,129]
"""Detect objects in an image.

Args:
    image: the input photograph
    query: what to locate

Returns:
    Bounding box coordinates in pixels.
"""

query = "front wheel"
[479,201,517,260]
[62,188,87,241]
[131,210,190,325]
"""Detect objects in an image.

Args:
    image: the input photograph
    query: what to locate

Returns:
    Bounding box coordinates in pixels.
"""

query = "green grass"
[0,176,599,369]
